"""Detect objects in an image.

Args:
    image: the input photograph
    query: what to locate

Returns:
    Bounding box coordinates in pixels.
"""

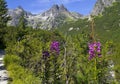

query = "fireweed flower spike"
[42,51,50,59]
[88,42,101,60]
[50,41,60,54]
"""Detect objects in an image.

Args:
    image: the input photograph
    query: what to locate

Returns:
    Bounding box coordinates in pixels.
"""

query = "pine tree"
[18,12,26,29]
[0,0,10,28]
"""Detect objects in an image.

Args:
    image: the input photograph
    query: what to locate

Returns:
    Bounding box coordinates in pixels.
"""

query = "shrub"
[7,63,41,84]
[4,54,22,67]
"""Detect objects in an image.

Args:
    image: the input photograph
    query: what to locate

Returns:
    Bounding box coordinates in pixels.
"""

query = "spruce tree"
[0,0,10,28]
[17,13,27,41]
[18,12,26,29]
[0,0,10,49]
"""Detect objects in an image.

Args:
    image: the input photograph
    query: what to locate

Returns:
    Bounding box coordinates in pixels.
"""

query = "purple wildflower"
[42,51,50,58]
[50,41,60,54]
[88,42,101,60]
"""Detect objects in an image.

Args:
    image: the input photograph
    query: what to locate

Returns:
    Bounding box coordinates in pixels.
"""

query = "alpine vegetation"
[0,0,120,84]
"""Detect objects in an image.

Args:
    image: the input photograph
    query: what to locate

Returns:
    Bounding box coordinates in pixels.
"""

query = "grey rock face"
[8,6,33,26]
[91,0,116,16]
[59,4,68,12]
[8,4,83,29]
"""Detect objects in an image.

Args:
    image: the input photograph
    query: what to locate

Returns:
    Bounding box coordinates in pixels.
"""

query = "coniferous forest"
[0,0,120,84]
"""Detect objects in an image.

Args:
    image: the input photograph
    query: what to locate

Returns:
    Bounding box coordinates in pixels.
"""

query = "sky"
[6,0,97,15]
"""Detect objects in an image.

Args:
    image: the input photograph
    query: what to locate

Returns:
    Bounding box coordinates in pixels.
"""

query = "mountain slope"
[8,4,83,29]
[91,0,117,15]
[58,2,120,42]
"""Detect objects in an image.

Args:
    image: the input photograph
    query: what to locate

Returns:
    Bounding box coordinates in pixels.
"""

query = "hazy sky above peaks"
[6,0,97,15]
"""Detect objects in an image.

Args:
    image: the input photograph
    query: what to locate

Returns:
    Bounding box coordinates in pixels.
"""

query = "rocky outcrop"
[91,0,116,16]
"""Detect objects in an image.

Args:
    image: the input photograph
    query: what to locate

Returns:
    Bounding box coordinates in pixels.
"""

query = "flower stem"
[91,17,95,42]
[94,57,98,83]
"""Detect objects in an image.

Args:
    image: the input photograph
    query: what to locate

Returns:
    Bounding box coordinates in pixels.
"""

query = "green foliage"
[56,2,120,83]
[4,54,41,84]
[7,63,41,84]
[3,26,18,46]
[94,2,120,43]
[3,26,65,83]
[1,1,120,84]
[58,18,89,35]
[0,0,10,49]
[112,43,120,82]
[17,13,27,29]
[4,54,22,67]
[58,2,120,43]
[0,0,10,28]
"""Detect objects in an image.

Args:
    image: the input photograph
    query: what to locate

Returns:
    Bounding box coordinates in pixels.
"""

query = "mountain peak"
[51,4,59,10]
[16,6,24,10]
[50,4,68,12]
[59,4,68,11]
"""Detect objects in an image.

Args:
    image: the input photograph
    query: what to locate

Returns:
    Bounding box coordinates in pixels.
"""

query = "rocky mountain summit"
[8,6,33,26]
[91,0,117,15]
[8,4,83,29]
